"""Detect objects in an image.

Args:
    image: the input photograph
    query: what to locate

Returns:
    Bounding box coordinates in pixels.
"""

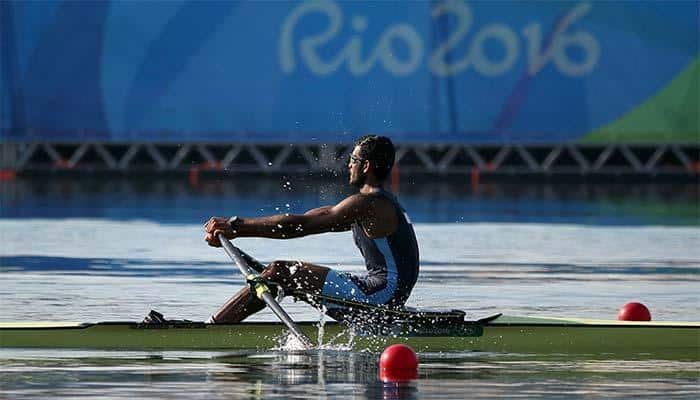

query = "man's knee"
[260,260,326,293]
[261,260,297,281]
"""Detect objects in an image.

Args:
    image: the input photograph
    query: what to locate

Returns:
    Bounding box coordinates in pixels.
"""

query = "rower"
[204,135,420,323]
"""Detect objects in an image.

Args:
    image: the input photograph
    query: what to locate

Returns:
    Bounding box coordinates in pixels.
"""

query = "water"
[1,176,699,398]
[1,350,698,399]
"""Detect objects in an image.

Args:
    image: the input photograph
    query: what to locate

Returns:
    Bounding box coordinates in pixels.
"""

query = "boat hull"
[1,315,698,358]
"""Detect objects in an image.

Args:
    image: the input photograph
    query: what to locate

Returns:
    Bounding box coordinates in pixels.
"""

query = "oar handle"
[217,234,312,347]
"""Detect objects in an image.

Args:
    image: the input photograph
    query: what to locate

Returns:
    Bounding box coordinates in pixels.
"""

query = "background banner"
[1,0,697,143]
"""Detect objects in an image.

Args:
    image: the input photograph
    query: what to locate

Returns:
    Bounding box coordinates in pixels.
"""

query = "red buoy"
[618,302,651,321]
[380,344,419,370]
[379,368,418,383]
[379,344,418,382]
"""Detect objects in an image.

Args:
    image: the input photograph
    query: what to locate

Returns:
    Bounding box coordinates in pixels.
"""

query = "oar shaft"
[218,236,255,276]
[258,291,311,343]
[217,234,312,347]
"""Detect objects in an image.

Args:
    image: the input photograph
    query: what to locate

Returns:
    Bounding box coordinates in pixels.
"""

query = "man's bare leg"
[209,261,330,323]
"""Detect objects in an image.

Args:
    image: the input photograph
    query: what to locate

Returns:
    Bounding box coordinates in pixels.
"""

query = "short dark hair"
[355,135,395,180]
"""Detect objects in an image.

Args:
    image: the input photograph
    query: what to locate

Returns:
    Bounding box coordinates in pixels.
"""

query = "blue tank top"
[350,189,419,306]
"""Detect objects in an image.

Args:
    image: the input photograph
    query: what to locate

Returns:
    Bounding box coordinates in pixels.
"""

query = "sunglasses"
[348,154,367,165]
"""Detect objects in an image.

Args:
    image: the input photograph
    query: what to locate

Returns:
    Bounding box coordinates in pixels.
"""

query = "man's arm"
[303,205,333,217]
[204,195,367,246]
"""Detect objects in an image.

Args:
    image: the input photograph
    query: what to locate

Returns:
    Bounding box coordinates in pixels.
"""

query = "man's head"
[348,135,395,188]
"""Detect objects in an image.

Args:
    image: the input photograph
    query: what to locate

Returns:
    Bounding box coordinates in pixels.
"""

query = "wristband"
[228,216,239,232]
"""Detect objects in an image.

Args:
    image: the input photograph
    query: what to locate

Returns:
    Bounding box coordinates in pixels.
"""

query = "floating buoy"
[618,302,651,321]
[379,344,419,382]
[379,368,418,383]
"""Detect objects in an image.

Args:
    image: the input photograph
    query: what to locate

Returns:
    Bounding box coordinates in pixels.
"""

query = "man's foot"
[142,309,168,324]
[141,310,196,325]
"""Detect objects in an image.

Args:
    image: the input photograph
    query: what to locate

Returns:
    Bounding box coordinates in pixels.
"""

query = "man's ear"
[362,161,372,174]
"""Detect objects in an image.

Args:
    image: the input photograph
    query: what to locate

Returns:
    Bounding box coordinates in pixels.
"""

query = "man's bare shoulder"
[337,192,391,207]
[334,193,370,211]
[337,192,395,218]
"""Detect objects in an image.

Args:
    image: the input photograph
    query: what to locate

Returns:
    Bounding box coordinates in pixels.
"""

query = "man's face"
[348,146,367,188]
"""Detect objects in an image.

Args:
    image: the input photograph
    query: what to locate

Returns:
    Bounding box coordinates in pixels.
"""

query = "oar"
[216,234,313,348]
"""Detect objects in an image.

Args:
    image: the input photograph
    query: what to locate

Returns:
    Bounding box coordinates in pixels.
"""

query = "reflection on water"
[1,350,698,399]
[1,175,698,225]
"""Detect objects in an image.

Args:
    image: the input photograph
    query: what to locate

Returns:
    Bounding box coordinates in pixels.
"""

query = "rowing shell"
[1,314,698,358]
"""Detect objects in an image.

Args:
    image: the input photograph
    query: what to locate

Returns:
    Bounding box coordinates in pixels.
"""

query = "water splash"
[317,305,327,347]
[276,332,311,351]
[316,306,356,351]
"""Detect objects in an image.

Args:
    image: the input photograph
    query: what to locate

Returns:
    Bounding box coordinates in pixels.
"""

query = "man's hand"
[204,217,236,247]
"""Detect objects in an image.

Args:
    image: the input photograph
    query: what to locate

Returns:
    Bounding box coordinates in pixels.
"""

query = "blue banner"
[1,1,697,143]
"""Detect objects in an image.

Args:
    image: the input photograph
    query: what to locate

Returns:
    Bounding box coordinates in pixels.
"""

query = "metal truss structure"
[1,142,698,176]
